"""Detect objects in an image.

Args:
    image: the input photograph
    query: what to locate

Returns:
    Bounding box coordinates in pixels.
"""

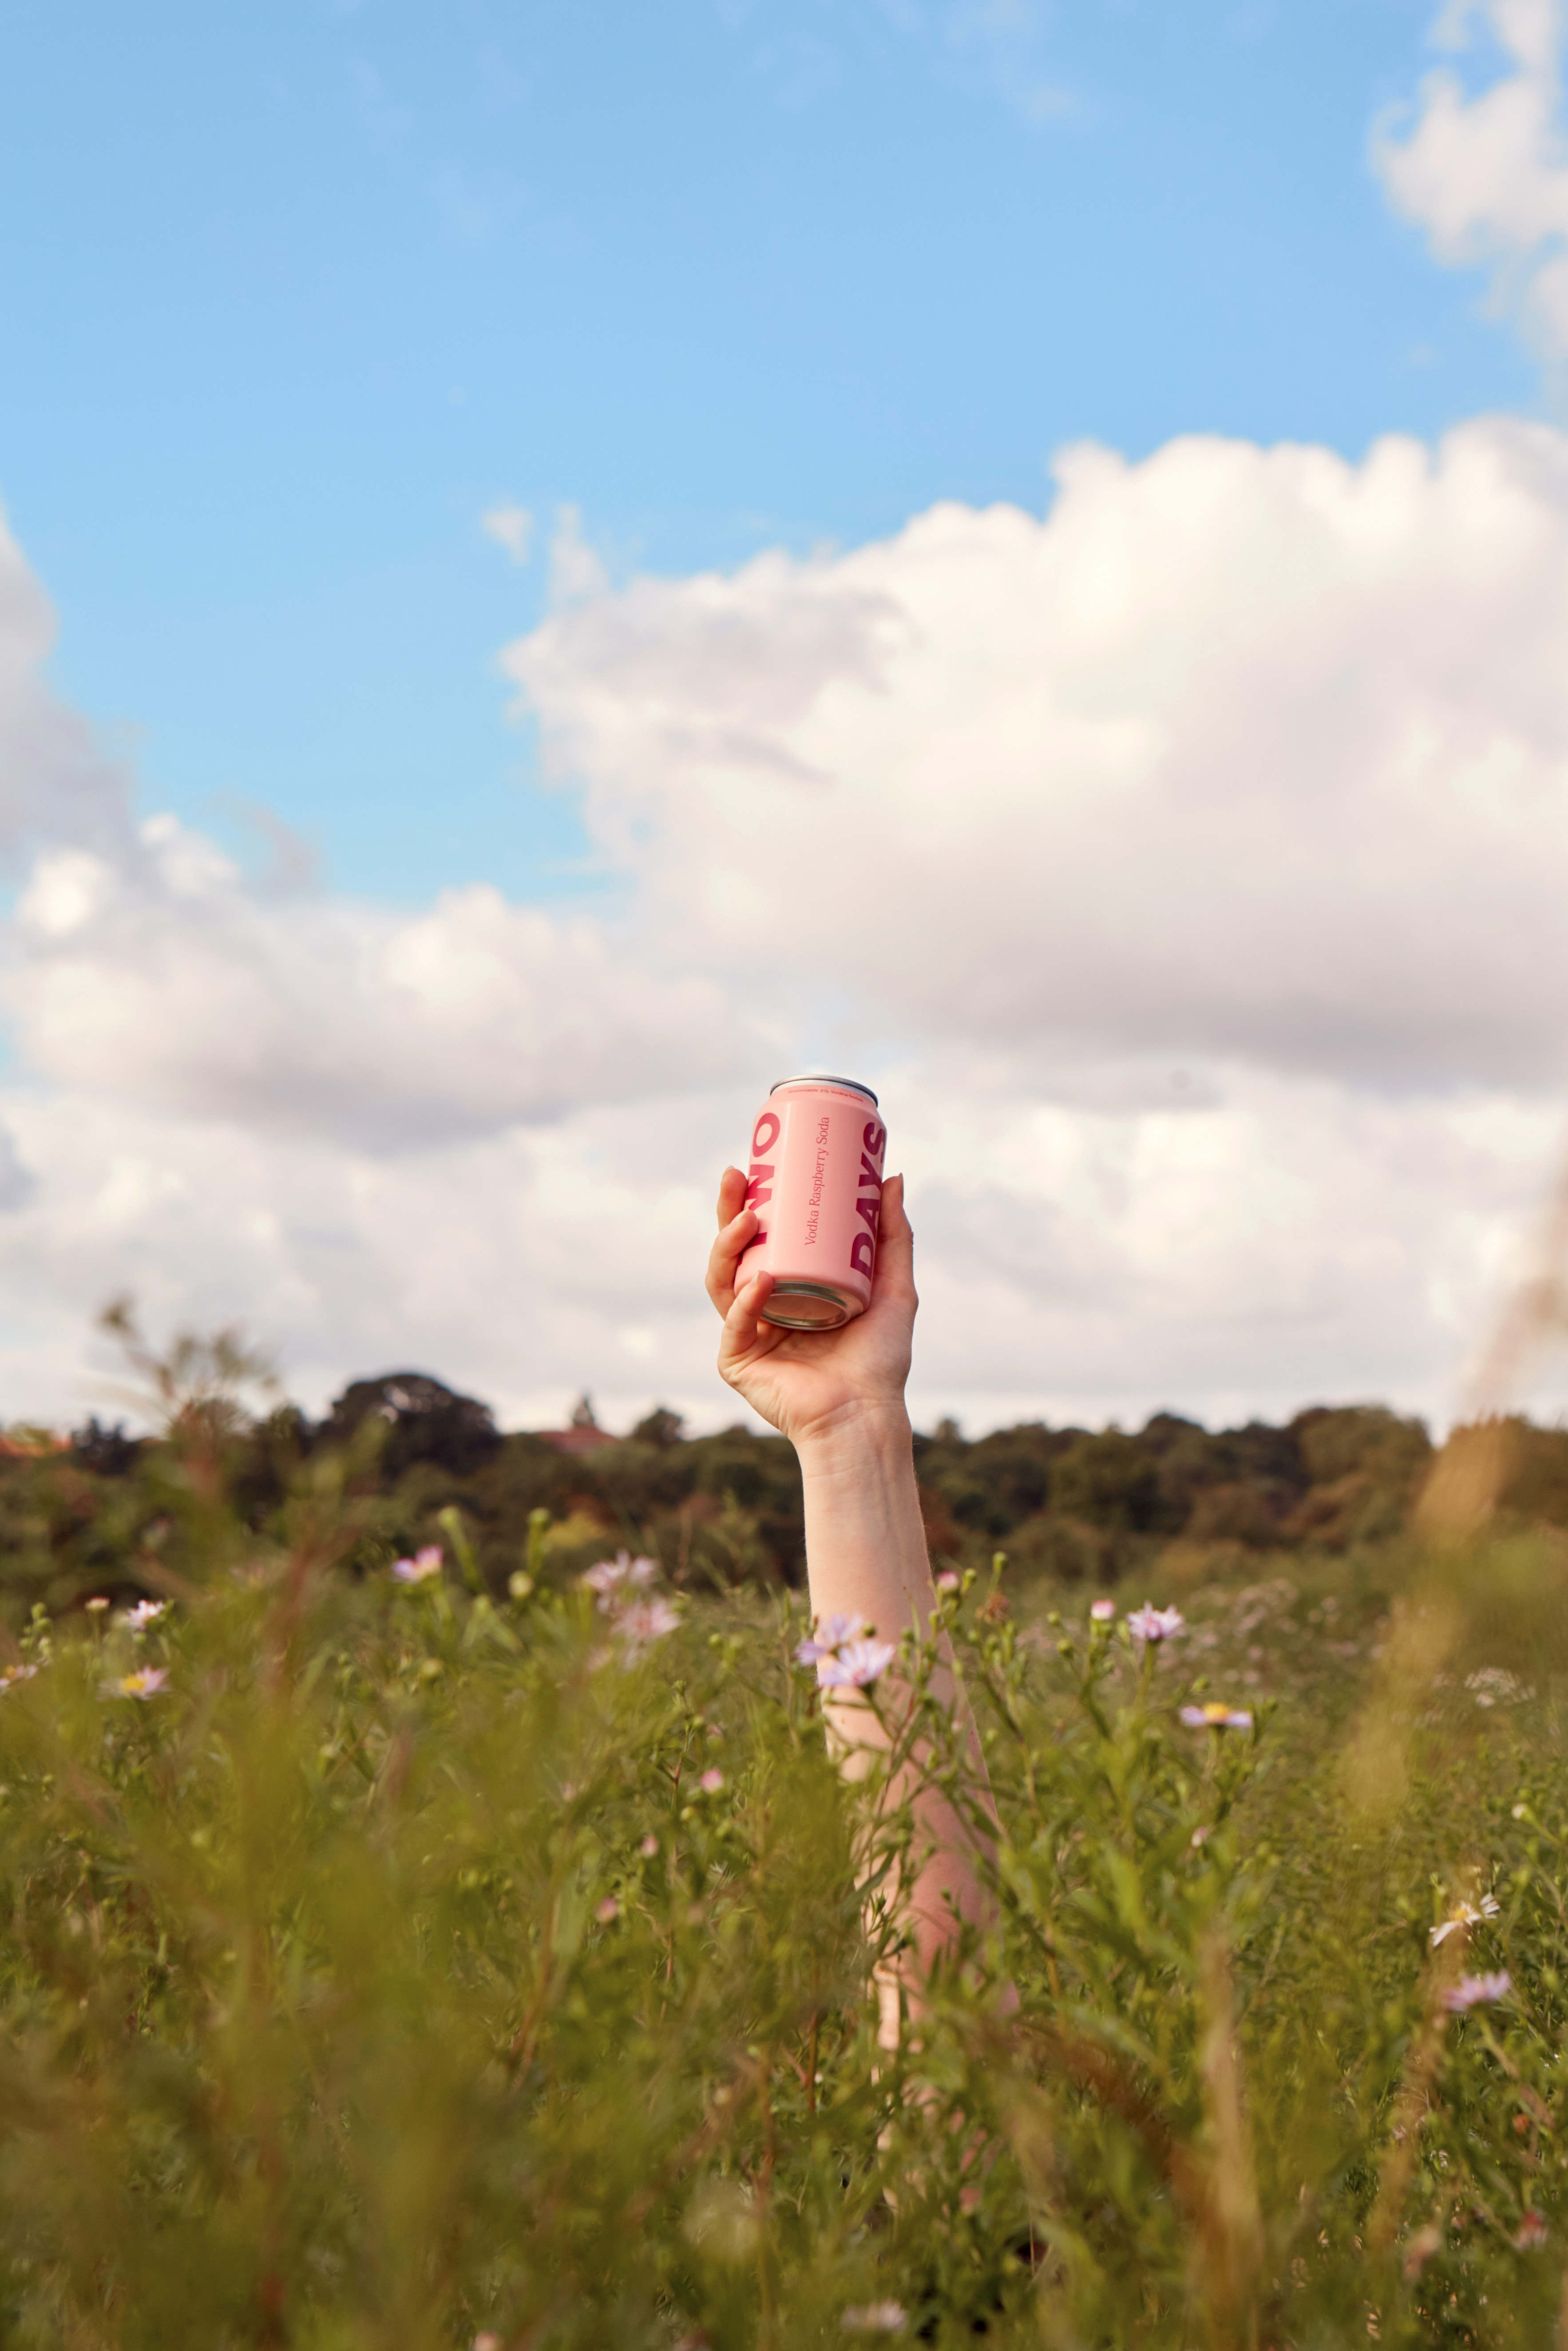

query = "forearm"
[796,1401,934,1647]
[796,1404,993,1979]
[706,1170,1003,2011]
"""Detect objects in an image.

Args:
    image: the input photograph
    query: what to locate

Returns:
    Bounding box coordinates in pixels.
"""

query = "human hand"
[705,1167,917,1449]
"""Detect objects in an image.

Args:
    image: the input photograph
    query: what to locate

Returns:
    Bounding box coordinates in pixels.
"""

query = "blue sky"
[2,0,1567,1435]
[0,0,1536,904]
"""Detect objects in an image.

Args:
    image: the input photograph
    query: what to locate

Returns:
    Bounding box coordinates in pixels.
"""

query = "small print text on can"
[736,1078,887,1332]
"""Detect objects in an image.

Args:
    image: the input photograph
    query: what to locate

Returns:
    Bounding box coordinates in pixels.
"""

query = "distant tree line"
[7,1365,1568,1618]
[3,1354,1566,1622]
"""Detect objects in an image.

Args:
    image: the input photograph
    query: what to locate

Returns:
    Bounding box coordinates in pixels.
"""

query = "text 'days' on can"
[737,1076,887,1330]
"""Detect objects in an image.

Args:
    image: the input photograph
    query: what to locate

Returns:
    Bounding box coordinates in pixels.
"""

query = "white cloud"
[0,503,134,863]
[4,815,747,1151]
[4,429,1568,1433]
[0,1085,746,1432]
[1376,0,1568,354]
[893,1058,1559,1432]
[0,1054,1549,1440]
[481,502,534,563]
[548,506,611,607]
[510,420,1568,1096]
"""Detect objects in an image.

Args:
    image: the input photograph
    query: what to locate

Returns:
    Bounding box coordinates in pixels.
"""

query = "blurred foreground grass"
[0,1368,1567,2345]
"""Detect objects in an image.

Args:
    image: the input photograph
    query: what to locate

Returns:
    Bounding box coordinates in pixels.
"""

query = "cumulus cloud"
[0,503,133,862]
[4,816,747,1151]
[3,429,1568,1432]
[0,1054,1548,1439]
[510,419,1568,1097]
[0,496,747,1163]
[0,1084,745,1432]
[893,1057,1556,1430]
[1376,0,1568,354]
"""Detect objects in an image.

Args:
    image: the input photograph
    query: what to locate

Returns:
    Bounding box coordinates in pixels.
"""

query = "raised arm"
[705,1167,994,2020]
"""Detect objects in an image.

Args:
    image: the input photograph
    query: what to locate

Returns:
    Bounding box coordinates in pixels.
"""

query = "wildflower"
[0,1662,39,1693]
[1515,2212,1549,2249]
[119,1599,166,1629]
[1467,1666,1528,1709]
[698,1768,725,1793]
[474,2335,504,2351]
[842,2306,907,2335]
[594,1896,618,1925]
[103,1667,168,1701]
[391,1547,443,1585]
[818,1638,897,1690]
[640,1833,660,1857]
[793,1615,898,1686]
[795,1612,867,1665]
[1444,1970,1512,2013]
[1180,1701,1254,1732]
[1512,1801,1529,1820]
[1090,1599,1116,1622]
[612,1597,681,1653]
[935,1570,961,1594]
[1430,1893,1501,1947]
[1127,1604,1185,1644]
[582,1552,658,1608]
[84,1597,110,1613]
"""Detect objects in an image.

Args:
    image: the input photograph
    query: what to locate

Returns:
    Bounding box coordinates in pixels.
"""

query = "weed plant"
[0,1369,1565,2346]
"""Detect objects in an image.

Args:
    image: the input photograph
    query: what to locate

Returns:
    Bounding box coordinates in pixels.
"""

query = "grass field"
[0,1368,1565,2347]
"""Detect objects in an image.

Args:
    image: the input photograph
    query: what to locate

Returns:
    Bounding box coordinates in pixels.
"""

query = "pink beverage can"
[738,1076,887,1331]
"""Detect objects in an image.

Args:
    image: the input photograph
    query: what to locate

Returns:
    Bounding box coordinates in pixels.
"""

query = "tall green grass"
[0,1369,1565,2346]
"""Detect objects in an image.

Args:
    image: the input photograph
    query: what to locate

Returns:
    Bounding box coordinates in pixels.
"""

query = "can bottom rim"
[761,1280,858,1333]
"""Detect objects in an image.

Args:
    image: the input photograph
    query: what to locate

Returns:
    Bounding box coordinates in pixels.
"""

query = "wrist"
[793,1399,913,1479]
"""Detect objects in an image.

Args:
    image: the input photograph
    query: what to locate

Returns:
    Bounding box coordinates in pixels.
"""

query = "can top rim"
[768,1073,879,1106]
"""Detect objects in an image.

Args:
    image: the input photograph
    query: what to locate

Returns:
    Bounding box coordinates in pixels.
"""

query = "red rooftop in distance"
[538,1397,617,1457]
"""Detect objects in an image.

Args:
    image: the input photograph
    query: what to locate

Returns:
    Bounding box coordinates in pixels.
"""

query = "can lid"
[769,1073,879,1106]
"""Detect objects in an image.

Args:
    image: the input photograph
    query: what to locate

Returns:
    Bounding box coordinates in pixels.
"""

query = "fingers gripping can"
[738,1076,887,1331]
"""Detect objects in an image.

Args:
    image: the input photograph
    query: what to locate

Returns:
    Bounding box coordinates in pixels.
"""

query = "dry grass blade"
[1195,1935,1263,2347]
[1465,1147,1568,1422]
